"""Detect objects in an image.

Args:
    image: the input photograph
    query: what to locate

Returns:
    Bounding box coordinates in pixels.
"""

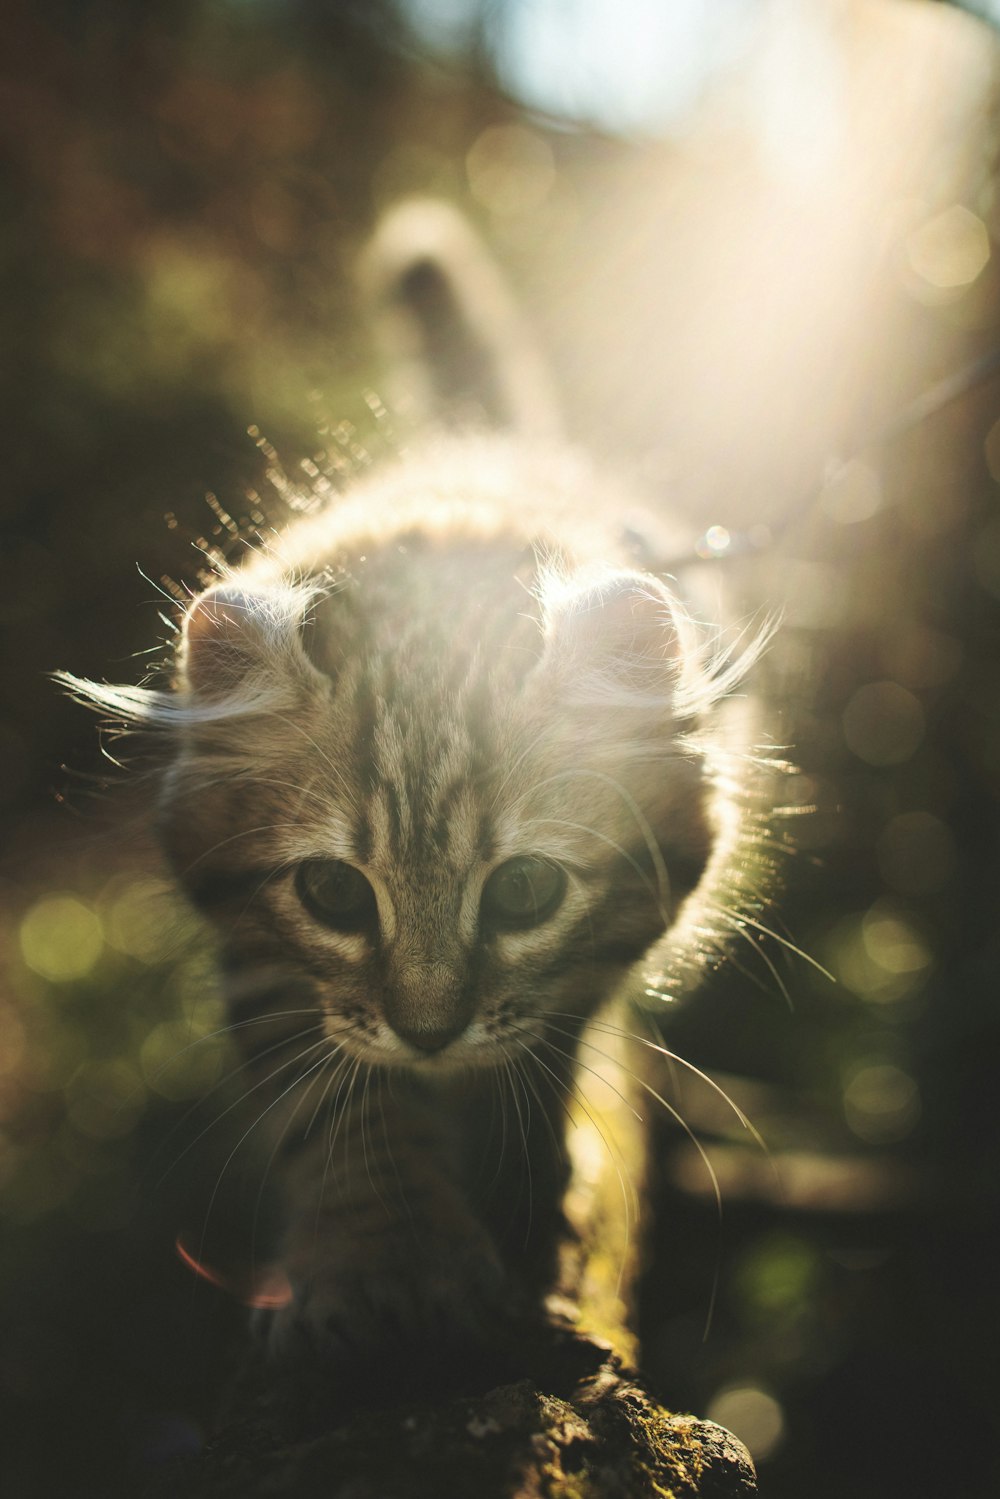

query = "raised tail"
[359,197,561,439]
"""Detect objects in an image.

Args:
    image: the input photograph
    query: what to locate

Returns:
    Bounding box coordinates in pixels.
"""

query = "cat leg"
[265,1075,511,1381]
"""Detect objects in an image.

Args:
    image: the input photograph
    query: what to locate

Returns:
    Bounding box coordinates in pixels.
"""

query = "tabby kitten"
[61,211,762,1378]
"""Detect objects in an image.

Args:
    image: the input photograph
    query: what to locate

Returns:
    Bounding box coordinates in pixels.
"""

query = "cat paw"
[262,1223,517,1387]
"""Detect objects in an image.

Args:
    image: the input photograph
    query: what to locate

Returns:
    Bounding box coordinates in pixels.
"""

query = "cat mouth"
[342,1024,513,1071]
[324,1009,531,1068]
[392,1022,467,1057]
[398,1025,539,1071]
[395,1029,485,1068]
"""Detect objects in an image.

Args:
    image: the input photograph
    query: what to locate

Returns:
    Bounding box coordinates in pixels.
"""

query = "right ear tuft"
[537,570,684,710]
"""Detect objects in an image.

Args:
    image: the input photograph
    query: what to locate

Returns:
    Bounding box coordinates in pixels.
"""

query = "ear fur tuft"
[538,570,683,710]
[536,566,773,722]
[53,579,330,736]
[179,582,323,699]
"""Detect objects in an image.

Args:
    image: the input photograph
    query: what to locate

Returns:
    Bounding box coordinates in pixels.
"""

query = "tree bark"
[143,1324,756,1499]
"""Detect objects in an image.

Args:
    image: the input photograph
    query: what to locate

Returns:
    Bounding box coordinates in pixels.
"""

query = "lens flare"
[175,1234,293,1310]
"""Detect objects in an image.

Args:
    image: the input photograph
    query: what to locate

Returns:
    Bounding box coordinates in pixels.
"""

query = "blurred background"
[2,0,1000,1494]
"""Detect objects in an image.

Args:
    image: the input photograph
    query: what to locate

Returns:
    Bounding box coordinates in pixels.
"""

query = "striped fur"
[61,435,766,1371]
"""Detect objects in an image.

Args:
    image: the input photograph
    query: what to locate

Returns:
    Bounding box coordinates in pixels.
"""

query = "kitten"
[60,208,765,1381]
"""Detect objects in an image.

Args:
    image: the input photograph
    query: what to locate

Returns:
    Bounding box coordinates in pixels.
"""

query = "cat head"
[112,538,736,1070]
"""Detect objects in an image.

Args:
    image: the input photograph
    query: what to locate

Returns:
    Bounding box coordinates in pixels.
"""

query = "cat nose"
[384,963,472,1055]
[392,1016,467,1055]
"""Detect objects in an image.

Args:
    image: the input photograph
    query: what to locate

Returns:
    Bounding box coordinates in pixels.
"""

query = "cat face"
[156,529,714,1071]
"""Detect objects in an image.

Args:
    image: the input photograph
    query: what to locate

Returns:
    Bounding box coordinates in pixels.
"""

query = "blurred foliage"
[1,871,223,1227]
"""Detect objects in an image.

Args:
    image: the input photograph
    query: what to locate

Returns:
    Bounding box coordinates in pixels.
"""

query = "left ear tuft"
[180,582,321,699]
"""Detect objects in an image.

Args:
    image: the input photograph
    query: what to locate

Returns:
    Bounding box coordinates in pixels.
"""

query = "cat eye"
[295,859,377,933]
[481,856,566,930]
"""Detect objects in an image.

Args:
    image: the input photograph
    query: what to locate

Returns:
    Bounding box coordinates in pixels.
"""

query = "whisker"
[326,1057,364,1184]
[714,910,796,1011]
[511,1033,636,1294]
[178,823,299,875]
[520,766,673,913]
[359,1062,390,1218]
[303,1049,352,1142]
[530,1017,723,1227]
[510,1051,564,1160]
[311,1057,363,1251]
[145,1007,322,1079]
[716,903,834,982]
[541,1011,771,1161]
[529,1026,642,1125]
[480,1065,511,1202]
[145,1020,326,1182]
[527,816,667,921]
[150,1029,329,1191]
[549,1022,723,1341]
[486,724,555,812]
[374,1068,410,1220]
[193,1040,340,1275]
[268,713,361,813]
[252,1041,347,1256]
[503,1056,533,1240]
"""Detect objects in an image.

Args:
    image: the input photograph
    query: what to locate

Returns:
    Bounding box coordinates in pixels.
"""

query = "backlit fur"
[59,389,769,1377]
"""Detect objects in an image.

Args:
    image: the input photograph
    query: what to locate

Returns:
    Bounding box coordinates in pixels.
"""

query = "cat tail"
[359,197,562,440]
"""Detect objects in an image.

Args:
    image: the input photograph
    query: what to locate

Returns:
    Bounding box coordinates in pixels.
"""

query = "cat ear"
[180,581,324,700]
[538,571,685,709]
